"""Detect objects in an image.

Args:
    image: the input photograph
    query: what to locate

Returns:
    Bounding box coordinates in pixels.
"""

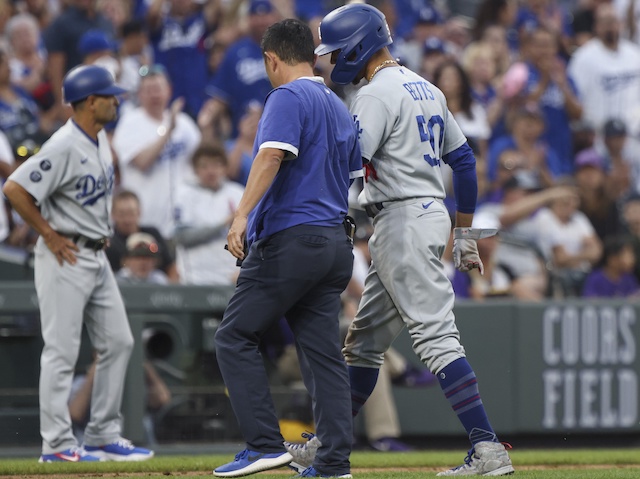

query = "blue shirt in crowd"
[487,135,563,183]
[43,6,113,73]
[150,12,212,117]
[0,87,41,148]
[206,37,273,139]
[247,77,362,243]
[524,63,578,175]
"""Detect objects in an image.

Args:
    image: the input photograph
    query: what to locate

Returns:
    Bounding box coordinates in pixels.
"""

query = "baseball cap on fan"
[417,4,444,24]
[424,36,445,55]
[78,29,116,56]
[126,232,159,258]
[249,0,273,15]
[603,118,627,137]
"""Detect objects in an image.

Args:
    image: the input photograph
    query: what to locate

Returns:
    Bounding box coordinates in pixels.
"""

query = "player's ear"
[85,95,97,110]
[263,52,277,72]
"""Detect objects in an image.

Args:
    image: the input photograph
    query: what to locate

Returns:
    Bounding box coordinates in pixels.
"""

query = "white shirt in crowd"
[533,207,596,269]
[112,107,201,239]
[174,179,244,286]
[568,38,640,131]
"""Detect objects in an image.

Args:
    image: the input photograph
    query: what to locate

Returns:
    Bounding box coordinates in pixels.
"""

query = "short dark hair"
[602,235,633,263]
[191,143,228,168]
[261,18,315,66]
[70,99,86,110]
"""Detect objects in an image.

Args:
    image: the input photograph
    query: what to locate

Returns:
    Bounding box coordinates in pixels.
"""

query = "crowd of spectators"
[1,0,640,300]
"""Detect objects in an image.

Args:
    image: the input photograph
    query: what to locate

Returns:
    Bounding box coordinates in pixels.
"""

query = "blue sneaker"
[39,447,101,463]
[214,449,292,477]
[296,466,352,478]
[83,438,154,462]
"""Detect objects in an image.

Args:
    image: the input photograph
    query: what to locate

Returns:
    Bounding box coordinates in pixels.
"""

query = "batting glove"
[453,227,484,275]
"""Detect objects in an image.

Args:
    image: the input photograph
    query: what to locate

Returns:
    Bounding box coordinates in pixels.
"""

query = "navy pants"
[215,223,354,475]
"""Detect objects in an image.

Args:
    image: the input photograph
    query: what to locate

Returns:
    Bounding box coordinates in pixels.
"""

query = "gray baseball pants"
[344,198,466,374]
[35,237,134,454]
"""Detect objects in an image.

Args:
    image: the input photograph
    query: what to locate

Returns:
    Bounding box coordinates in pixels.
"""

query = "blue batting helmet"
[315,4,393,85]
[62,65,127,104]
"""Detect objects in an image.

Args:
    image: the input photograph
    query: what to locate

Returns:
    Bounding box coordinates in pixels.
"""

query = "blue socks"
[438,357,497,445]
[348,365,379,417]
[349,359,498,447]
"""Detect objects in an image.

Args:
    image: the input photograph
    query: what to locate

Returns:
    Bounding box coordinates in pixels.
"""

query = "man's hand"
[452,227,496,275]
[226,215,248,260]
[43,231,79,266]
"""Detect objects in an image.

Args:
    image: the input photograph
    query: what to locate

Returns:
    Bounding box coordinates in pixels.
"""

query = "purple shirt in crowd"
[581,269,640,298]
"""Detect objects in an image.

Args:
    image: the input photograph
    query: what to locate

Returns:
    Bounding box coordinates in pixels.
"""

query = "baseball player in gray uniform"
[3,65,153,463]
[286,4,514,476]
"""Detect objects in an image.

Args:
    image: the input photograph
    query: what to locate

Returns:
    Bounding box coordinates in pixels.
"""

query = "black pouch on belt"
[343,216,356,244]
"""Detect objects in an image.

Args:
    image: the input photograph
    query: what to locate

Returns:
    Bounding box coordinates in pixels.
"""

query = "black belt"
[60,233,108,251]
[364,202,384,218]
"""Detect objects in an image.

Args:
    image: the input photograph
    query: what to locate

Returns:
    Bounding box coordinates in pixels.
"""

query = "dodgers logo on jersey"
[353,115,362,139]
[75,165,115,206]
[159,141,187,164]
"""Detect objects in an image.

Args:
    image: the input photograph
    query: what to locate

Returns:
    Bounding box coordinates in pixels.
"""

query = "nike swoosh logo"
[56,453,80,462]
[422,201,434,209]
[81,158,88,164]
[247,453,264,462]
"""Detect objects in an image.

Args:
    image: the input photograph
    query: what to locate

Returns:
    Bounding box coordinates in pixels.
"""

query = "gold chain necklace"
[368,59,398,82]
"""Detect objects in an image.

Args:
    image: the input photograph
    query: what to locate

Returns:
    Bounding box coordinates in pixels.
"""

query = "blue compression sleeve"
[443,142,477,214]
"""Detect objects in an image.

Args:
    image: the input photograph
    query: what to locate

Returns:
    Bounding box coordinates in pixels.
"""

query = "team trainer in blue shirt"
[213,18,363,479]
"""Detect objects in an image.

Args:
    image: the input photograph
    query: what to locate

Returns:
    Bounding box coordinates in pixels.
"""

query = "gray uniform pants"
[344,198,466,374]
[35,237,134,454]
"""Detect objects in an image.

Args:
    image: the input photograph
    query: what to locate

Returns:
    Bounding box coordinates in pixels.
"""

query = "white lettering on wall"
[619,370,638,427]
[542,305,638,429]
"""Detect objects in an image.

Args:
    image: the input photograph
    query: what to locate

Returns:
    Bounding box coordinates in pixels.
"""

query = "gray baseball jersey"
[344,65,468,374]
[9,119,133,455]
[8,119,114,239]
[351,66,466,207]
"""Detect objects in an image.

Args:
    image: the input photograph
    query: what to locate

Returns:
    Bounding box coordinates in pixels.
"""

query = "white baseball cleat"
[437,441,514,476]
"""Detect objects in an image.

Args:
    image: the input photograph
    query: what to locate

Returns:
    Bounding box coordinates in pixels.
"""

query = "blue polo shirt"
[247,77,362,242]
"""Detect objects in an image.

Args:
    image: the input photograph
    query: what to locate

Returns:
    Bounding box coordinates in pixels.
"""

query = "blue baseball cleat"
[213,449,292,477]
[38,447,101,463]
[83,438,154,462]
[296,466,353,478]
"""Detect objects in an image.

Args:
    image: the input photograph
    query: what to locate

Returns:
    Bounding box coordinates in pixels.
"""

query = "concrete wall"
[0,283,638,444]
